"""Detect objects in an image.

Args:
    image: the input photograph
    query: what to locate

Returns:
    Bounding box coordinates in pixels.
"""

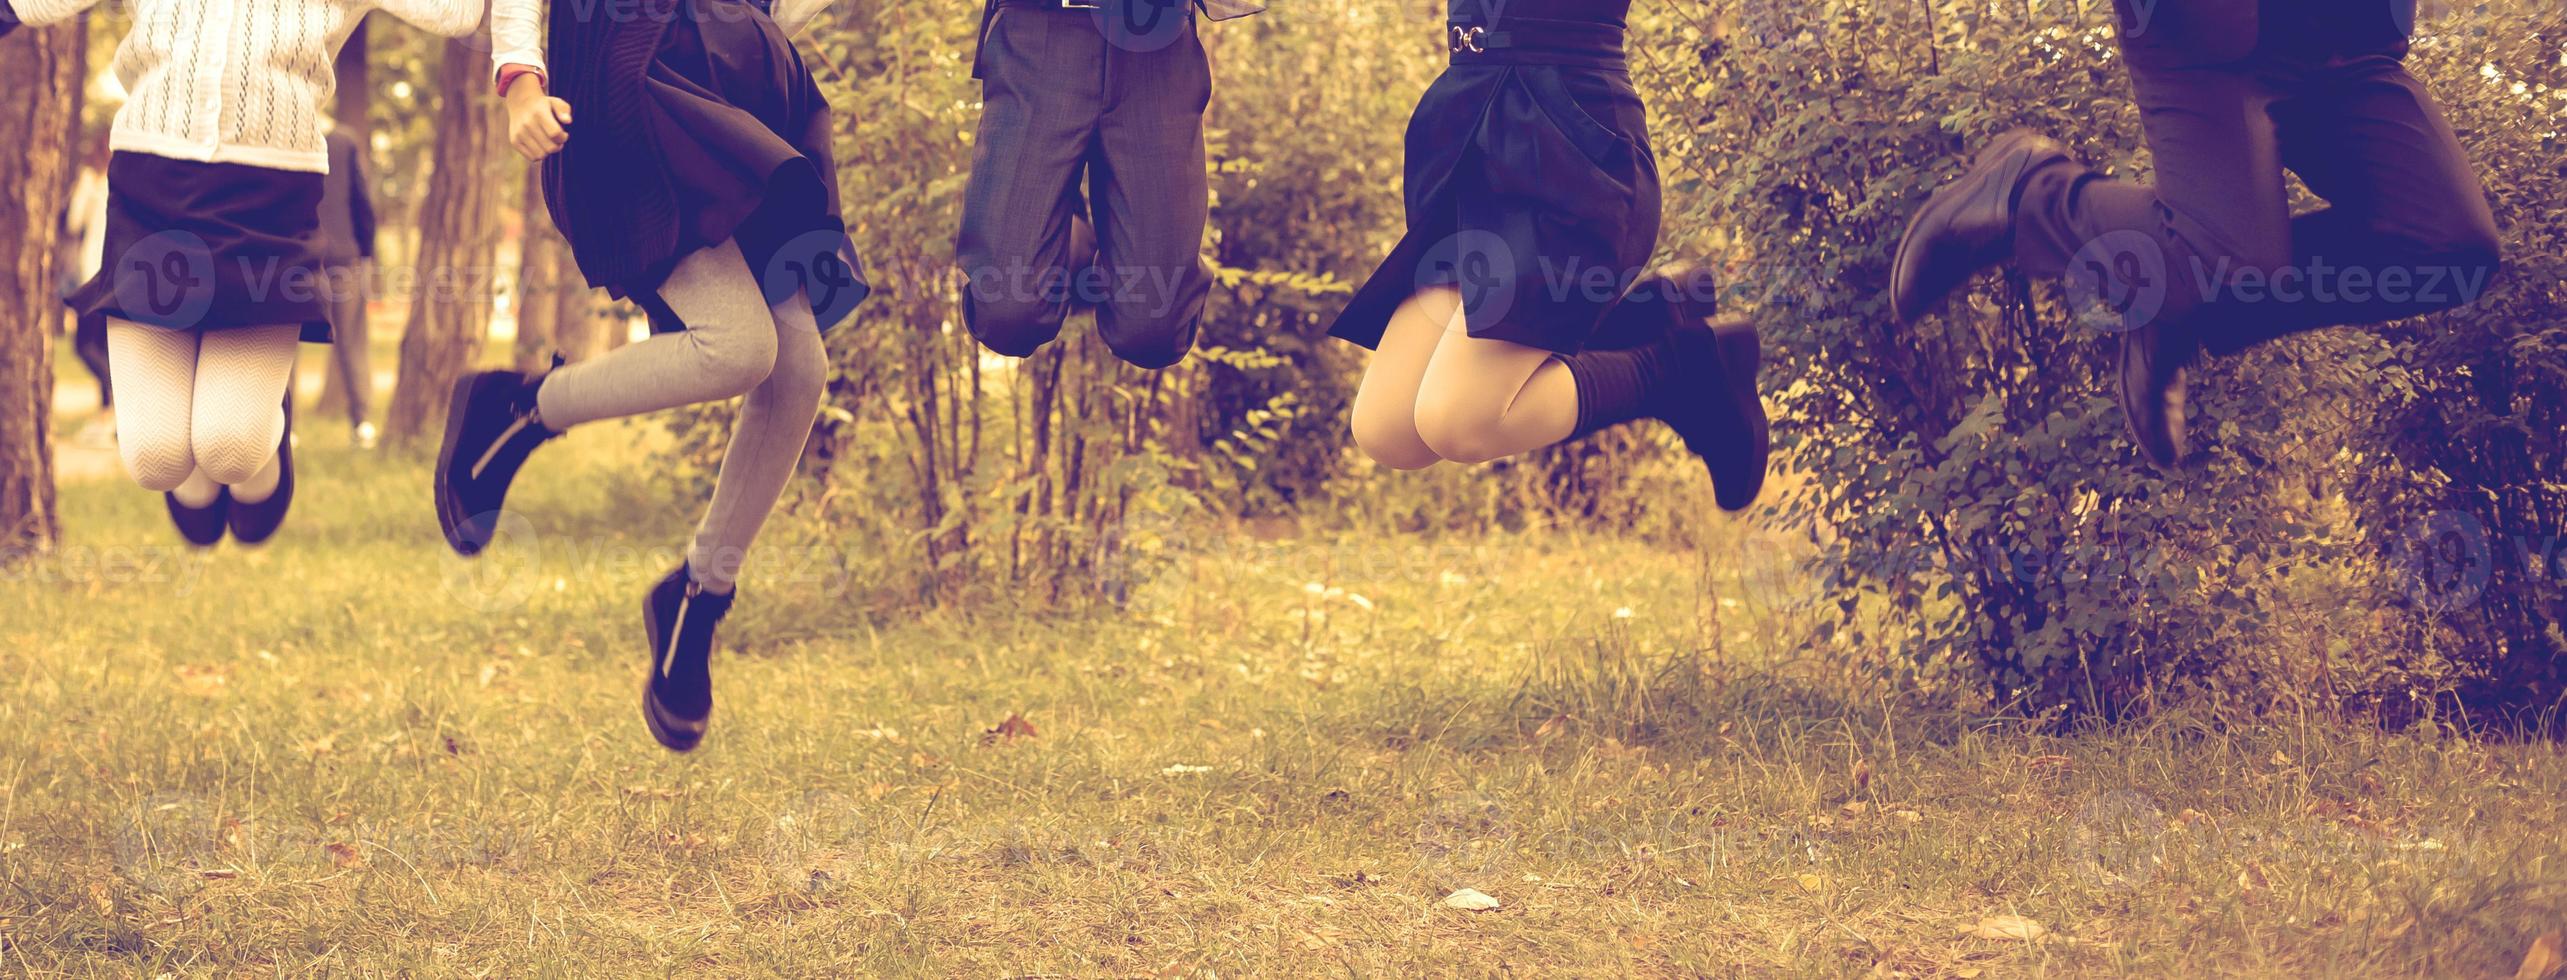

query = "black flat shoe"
[435,366,557,556]
[1890,130,2071,323]
[226,415,296,546]
[1656,318,1772,512]
[165,489,230,548]
[641,564,734,753]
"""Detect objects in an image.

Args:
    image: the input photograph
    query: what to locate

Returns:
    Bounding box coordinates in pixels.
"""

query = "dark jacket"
[2112,0,2415,67]
[972,0,1263,79]
[314,129,378,265]
[542,0,684,291]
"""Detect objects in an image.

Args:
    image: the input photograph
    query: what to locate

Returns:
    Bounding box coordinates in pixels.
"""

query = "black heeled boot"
[641,564,733,753]
[434,359,560,556]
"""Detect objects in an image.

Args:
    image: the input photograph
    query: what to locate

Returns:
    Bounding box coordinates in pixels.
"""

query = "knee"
[1412,399,1511,466]
[696,320,781,397]
[1094,269,1207,370]
[1094,305,1198,370]
[193,420,275,486]
[1350,409,1440,472]
[964,279,1067,359]
[119,430,195,492]
[766,332,830,411]
[2436,224,2505,292]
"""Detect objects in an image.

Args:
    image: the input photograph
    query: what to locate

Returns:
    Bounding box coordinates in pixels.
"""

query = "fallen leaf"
[1841,801,1871,817]
[323,842,365,869]
[1534,713,1570,740]
[1795,873,1827,893]
[1893,809,1923,823]
[1853,758,1873,790]
[1443,888,1501,911]
[1162,764,1214,775]
[982,712,1038,745]
[2519,930,2565,980]
[1972,915,2046,941]
[2270,750,2294,767]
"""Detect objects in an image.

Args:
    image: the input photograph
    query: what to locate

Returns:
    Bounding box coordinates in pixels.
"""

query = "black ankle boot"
[435,362,559,556]
[641,564,733,753]
[1652,319,1772,512]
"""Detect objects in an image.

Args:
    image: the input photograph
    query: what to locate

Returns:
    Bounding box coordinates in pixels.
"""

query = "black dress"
[1329,0,1657,356]
[542,0,869,334]
[71,153,335,343]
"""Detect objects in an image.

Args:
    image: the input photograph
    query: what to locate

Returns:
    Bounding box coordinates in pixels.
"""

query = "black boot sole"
[434,373,509,557]
[1712,320,1771,513]
[639,589,710,753]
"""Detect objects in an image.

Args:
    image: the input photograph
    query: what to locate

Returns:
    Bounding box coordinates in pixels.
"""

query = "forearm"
[370,0,482,39]
[489,0,546,80]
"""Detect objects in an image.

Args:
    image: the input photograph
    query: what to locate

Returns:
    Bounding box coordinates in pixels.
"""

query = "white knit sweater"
[13,0,485,173]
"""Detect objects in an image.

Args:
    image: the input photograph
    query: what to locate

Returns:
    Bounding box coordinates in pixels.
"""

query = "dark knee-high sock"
[1587,283,1694,351]
[1560,341,1670,440]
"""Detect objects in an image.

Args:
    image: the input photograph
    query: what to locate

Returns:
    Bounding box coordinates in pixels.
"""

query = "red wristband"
[497,65,546,98]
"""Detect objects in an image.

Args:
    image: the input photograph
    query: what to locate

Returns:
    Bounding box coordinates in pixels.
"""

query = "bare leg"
[1348,287,1458,470]
[1411,318,1579,467]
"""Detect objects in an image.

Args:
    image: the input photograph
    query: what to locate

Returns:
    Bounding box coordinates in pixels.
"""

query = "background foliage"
[682,1,2557,727]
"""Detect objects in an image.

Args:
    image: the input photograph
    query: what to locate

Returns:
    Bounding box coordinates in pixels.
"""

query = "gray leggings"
[535,239,827,591]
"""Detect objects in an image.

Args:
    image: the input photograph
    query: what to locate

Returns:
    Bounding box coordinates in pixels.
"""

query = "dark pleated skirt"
[546,0,869,334]
[1329,51,1660,355]
[71,152,334,342]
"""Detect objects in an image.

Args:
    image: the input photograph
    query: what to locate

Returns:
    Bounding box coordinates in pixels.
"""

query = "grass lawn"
[3,431,2564,976]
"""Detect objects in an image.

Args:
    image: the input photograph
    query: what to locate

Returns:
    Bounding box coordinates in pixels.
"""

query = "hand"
[768,0,836,36]
[504,77,573,161]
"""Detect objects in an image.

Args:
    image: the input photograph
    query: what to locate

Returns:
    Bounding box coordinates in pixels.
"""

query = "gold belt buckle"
[1448,25,1486,55]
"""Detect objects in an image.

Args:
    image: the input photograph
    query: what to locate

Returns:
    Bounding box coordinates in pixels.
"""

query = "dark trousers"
[2010,32,2502,357]
[321,263,371,429]
[71,310,112,409]
[956,1,1216,370]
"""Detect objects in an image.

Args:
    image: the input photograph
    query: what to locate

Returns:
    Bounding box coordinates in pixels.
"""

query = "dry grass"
[3,426,2564,976]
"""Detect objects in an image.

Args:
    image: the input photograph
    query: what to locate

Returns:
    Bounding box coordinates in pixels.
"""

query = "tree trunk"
[0,20,84,564]
[319,16,371,412]
[383,38,500,449]
[509,163,559,372]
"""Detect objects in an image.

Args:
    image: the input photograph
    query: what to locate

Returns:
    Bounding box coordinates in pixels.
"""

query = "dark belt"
[1446,18,1627,70]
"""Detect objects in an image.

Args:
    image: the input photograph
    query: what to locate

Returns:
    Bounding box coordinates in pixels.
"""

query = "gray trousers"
[323,263,371,429]
[2011,28,2503,357]
[536,240,828,591]
[956,1,1215,370]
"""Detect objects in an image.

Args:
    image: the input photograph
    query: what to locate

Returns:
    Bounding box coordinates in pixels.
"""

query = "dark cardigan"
[541,0,683,293]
